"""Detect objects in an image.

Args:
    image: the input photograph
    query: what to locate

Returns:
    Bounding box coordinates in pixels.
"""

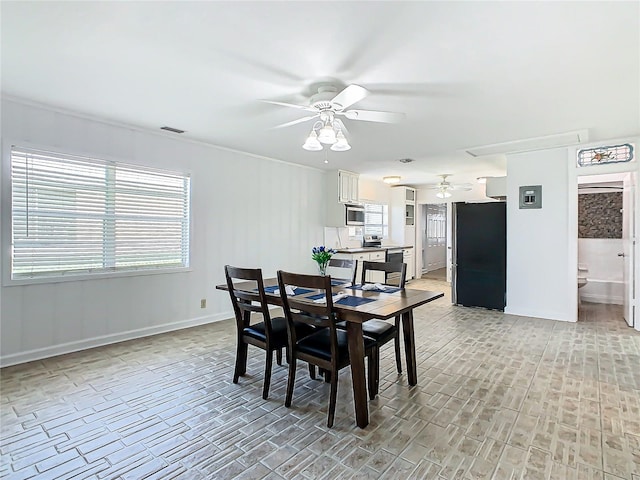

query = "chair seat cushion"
[337,319,397,345]
[296,329,376,363]
[244,317,315,347]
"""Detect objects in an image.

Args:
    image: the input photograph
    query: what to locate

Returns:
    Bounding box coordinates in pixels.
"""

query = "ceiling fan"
[424,175,473,198]
[262,84,406,151]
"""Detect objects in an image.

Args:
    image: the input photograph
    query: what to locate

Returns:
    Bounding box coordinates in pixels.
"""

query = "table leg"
[346,321,369,428]
[402,310,418,386]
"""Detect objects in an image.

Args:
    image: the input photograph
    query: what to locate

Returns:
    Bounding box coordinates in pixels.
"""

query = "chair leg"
[263,350,273,400]
[309,364,316,380]
[324,370,331,383]
[327,370,338,428]
[233,340,248,383]
[285,357,297,408]
[368,347,380,400]
[276,348,283,366]
[394,316,403,374]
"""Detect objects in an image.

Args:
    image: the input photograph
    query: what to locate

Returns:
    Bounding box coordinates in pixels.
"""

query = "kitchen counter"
[335,245,413,254]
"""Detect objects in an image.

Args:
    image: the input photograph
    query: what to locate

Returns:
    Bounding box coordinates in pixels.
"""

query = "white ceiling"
[2,1,639,187]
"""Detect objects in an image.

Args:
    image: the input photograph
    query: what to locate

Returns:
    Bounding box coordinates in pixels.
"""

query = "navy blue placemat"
[336,296,376,307]
[349,284,402,294]
[331,278,351,286]
[262,286,314,296]
[305,294,376,307]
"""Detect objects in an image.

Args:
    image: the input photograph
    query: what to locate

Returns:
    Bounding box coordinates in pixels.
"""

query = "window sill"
[4,266,193,287]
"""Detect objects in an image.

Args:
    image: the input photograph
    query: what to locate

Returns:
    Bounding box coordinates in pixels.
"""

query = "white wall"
[359,177,391,205]
[505,148,573,321]
[0,98,327,366]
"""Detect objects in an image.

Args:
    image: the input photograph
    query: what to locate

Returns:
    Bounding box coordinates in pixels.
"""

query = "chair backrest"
[277,270,340,353]
[224,265,273,338]
[359,261,407,288]
[328,258,357,284]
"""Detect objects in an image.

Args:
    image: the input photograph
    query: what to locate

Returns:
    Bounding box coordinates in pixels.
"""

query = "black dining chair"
[277,270,378,428]
[341,261,407,376]
[224,265,314,400]
[327,258,358,285]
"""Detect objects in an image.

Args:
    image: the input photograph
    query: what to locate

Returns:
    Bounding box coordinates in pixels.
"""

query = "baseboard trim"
[504,307,574,322]
[579,293,623,305]
[0,312,232,368]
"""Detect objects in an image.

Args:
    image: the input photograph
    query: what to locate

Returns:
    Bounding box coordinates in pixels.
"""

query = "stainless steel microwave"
[345,204,365,226]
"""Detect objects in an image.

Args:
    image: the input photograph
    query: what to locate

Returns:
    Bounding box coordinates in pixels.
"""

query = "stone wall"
[578,192,622,238]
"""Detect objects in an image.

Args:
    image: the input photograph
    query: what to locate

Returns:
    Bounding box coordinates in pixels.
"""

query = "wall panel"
[1,98,326,366]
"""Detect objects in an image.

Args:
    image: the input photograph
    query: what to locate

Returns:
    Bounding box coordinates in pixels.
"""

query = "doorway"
[577,172,636,327]
[421,204,447,280]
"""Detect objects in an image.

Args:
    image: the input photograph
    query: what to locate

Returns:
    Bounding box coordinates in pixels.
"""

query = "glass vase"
[318,263,327,276]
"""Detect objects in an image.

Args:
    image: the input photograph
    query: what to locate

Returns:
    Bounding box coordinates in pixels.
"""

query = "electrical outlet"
[200,298,206,309]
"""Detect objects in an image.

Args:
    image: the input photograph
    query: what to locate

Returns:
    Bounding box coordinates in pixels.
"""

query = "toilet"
[578,264,588,304]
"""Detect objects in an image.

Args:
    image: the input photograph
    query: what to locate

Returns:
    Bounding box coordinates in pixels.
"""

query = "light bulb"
[330,131,351,151]
[302,131,322,151]
[436,190,452,199]
[317,124,337,144]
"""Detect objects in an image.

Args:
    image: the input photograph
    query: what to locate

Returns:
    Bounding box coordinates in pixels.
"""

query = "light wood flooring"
[421,268,447,281]
[1,278,639,479]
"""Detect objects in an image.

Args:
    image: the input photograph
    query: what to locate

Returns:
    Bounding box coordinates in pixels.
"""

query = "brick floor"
[1,279,639,479]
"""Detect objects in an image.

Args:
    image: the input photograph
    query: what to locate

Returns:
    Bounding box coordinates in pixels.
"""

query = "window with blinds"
[363,203,388,237]
[10,147,191,280]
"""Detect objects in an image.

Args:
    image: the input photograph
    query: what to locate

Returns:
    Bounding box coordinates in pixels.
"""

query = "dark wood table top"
[216,278,444,323]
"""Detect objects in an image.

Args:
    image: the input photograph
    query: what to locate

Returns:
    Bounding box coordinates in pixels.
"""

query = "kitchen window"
[8,146,191,282]
[363,203,389,238]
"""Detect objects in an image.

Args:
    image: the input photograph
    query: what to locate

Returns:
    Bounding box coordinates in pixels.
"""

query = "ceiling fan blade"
[331,84,369,109]
[342,109,406,123]
[271,115,319,129]
[261,100,316,112]
[450,184,473,191]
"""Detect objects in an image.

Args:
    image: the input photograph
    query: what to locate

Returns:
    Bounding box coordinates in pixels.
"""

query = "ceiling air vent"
[160,126,185,134]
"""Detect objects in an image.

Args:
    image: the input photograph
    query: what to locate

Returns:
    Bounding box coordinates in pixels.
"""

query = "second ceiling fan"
[424,175,473,198]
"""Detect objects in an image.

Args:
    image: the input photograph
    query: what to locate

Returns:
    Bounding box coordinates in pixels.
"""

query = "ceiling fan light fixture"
[383,176,401,184]
[436,190,452,199]
[302,131,322,151]
[330,131,351,151]
[318,123,337,144]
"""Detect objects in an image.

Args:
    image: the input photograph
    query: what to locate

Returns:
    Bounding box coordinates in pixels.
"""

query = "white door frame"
[622,172,636,326]
[567,138,639,325]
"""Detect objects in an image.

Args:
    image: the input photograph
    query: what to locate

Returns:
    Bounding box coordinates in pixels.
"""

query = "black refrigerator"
[452,202,506,311]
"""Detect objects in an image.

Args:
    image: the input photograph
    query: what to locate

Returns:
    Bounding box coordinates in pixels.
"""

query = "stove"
[362,234,383,248]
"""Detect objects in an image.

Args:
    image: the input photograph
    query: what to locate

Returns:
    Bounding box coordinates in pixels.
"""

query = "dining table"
[216,277,444,428]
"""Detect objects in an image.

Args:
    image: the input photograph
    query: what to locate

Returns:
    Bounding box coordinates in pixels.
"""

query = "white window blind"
[10,147,191,280]
[364,203,388,237]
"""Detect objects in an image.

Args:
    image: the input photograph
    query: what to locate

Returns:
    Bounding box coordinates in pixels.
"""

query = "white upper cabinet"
[338,170,359,204]
[327,170,360,226]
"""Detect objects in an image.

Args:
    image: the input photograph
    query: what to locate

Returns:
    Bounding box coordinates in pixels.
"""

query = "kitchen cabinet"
[390,186,416,247]
[331,250,385,283]
[403,248,415,280]
[326,170,360,226]
[390,187,417,278]
[339,170,359,204]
